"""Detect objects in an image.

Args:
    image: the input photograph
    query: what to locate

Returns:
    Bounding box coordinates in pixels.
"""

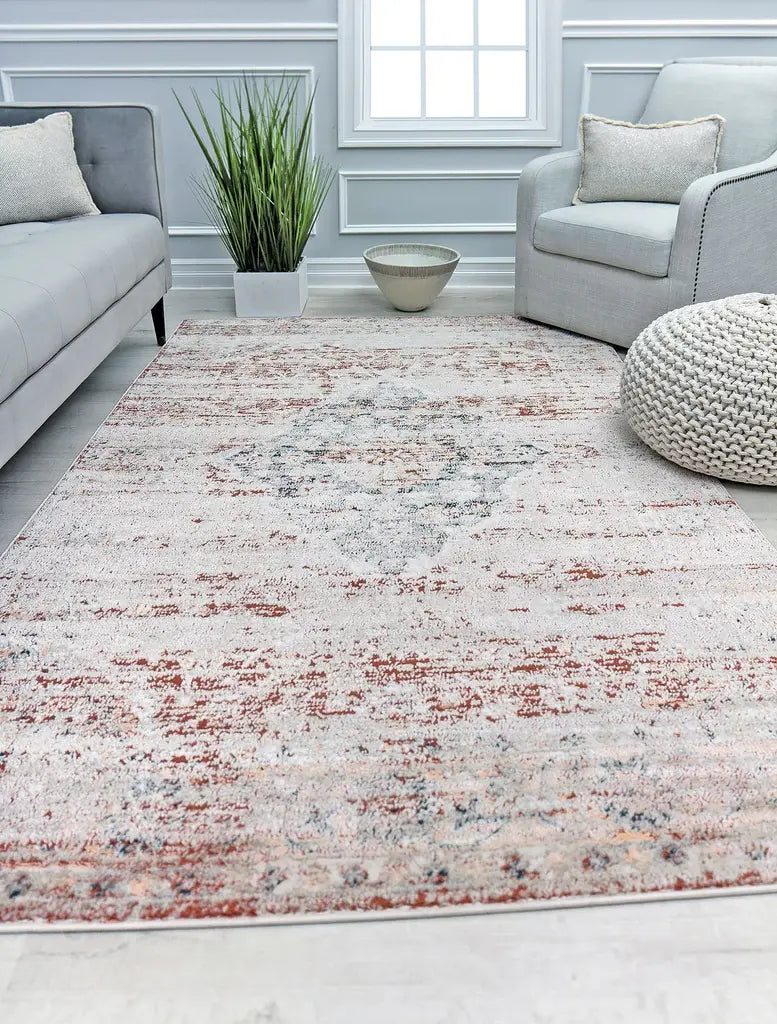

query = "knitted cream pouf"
[621,293,777,485]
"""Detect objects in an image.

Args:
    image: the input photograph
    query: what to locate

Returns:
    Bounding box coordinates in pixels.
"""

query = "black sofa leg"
[152,298,166,346]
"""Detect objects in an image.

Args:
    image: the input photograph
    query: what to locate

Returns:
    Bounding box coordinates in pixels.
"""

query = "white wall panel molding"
[169,226,221,238]
[2,19,775,45]
[171,223,317,239]
[0,65,315,104]
[0,23,338,43]
[580,63,663,119]
[563,20,777,39]
[4,19,776,44]
[338,171,521,235]
[172,257,516,290]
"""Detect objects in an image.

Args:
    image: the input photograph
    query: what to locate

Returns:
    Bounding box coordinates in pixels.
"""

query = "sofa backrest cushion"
[640,60,777,170]
[0,104,166,226]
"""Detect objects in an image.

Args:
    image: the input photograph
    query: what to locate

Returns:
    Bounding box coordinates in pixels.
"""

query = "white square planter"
[233,259,308,318]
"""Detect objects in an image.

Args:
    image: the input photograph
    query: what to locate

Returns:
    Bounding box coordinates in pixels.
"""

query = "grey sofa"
[515,58,777,347]
[0,102,170,468]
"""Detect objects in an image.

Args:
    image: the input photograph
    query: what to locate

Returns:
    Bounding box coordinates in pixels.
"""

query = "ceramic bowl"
[363,244,461,312]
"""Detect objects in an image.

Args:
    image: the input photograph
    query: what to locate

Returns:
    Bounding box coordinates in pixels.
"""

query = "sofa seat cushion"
[0,213,165,397]
[533,202,679,278]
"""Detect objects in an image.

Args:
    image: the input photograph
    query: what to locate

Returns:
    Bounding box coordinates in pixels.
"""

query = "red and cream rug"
[1,316,776,929]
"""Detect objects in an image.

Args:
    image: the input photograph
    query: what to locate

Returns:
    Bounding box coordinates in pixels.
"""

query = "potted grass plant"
[177,77,334,317]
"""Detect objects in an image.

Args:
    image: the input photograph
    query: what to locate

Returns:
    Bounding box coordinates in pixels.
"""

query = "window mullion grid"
[365,0,536,128]
[363,0,372,126]
[473,0,480,118]
[527,0,536,121]
[419,0,427,118]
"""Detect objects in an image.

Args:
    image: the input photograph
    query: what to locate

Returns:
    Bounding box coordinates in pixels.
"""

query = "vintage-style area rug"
[1,316,776,929]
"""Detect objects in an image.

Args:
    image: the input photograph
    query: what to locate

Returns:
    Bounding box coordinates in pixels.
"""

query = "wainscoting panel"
[1,64,319,243]
[0,0,340,25]
[339,171,521,235]
[579,63,663,121]
[2,1,777,284]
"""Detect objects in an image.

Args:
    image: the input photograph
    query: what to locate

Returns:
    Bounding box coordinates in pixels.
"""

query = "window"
[338,0,562,147]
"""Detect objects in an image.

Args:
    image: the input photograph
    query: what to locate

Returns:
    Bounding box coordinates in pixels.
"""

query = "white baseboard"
[171,257,515,291]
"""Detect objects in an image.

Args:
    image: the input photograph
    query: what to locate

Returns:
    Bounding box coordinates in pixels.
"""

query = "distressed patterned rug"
[1,316,776,930]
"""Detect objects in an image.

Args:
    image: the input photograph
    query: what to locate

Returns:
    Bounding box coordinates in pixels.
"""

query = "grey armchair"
[515,58,777,347]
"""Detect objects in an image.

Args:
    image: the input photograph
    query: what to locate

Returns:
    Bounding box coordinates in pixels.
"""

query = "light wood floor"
[1,289,776,1024]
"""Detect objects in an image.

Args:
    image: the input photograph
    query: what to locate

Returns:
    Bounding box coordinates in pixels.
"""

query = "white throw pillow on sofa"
[0,111,100,225]
[574,114,726,205]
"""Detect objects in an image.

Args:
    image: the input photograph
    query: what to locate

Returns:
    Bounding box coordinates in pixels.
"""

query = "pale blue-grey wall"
[2,1,777,286]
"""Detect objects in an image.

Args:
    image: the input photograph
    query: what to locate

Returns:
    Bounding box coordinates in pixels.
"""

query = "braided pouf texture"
[621,293,777,485]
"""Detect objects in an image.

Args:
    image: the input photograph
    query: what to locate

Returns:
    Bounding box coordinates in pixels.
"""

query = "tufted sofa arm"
[669,151,777,308]
[0,103,170,286]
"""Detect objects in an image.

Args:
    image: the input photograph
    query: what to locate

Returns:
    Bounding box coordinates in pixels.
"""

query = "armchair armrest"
[516,150,582,240]
[669,152,777,307]
[515,150,581,314]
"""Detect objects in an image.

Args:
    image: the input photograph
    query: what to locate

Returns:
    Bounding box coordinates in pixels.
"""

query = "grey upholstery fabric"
[0,113,100,225]
[517,247,672,348]
[574,116,724,205]
[515,150,582,316]
[0,102,171,468]
[669,151,777,307]
[640,61,777,171]
[0,214,166,398]
[0,309,27,409]
[515,58,777,348]
[0,265,166,468]
[0,103,171,288]
[534,203,679,278]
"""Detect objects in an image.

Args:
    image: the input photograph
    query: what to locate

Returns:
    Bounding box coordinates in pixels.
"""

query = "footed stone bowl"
[363,243,460,312]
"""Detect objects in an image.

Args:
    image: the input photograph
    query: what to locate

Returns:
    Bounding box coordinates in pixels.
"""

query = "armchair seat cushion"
[533,202,679,279]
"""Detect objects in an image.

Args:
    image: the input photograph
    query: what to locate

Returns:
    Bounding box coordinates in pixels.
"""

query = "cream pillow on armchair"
[574,114,726,205]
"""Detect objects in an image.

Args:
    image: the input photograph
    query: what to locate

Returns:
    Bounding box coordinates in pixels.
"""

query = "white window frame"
[338,0,562,148]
